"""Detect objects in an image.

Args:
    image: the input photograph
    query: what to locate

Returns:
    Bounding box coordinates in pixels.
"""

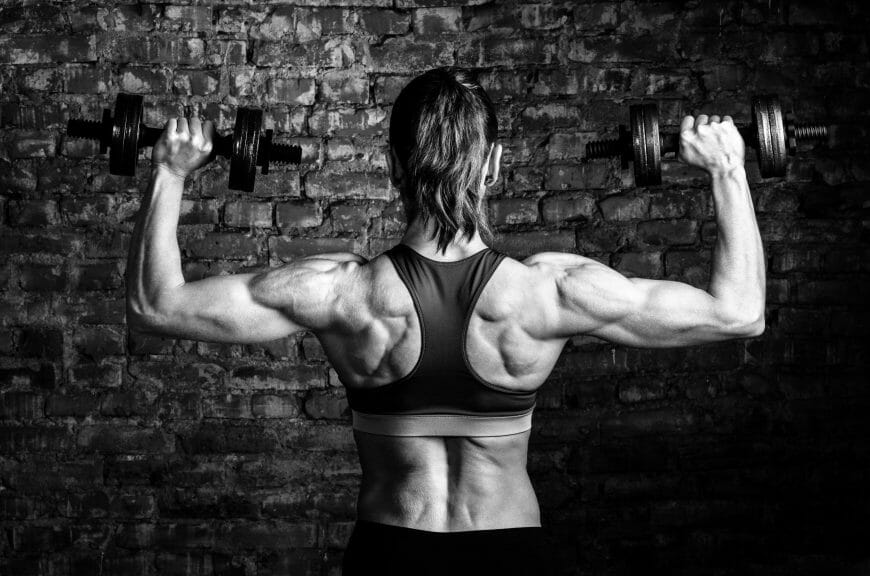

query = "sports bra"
[345,243,537,437]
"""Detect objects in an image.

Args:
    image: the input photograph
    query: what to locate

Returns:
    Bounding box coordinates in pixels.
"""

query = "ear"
[483,143,503,187]
[387,145,405,189]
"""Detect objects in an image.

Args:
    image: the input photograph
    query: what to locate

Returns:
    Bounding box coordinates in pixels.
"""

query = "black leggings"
[342,520,554,576]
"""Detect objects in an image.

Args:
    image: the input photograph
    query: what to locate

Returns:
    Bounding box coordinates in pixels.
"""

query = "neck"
[400,217,488,261]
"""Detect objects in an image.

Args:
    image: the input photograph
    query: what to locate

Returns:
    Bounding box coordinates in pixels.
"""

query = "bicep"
[546,257,740,347]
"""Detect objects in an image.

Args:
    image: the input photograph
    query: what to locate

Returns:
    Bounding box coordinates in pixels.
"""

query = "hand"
[678,114,745,176]
[152,115,215,180]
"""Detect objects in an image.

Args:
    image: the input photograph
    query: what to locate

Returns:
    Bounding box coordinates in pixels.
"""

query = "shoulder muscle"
[249,252,368,330]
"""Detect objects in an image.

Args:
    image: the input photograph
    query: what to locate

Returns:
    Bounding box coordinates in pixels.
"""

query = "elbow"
[724,309,765,338]
[742,314,765,338]
[126,295,173,335]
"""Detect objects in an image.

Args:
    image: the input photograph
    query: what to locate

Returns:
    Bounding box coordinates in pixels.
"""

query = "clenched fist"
[152,117,215,180]
[678,114,745,176]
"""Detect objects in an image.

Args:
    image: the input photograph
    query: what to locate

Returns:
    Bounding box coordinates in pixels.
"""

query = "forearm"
[707,167,766,325]
[126,167,187,325]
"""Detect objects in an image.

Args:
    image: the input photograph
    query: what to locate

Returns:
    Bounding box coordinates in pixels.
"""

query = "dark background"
[1,1,868,575]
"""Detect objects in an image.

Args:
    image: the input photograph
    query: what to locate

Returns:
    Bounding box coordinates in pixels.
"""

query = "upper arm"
[130,252,367,343]
[525,252,763,347]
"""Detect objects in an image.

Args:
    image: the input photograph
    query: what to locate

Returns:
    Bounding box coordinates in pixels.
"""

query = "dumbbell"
[66,93,302,192]
[585,95,829,185]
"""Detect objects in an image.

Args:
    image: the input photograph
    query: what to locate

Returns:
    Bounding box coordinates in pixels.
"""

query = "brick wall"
[1,1,868,575]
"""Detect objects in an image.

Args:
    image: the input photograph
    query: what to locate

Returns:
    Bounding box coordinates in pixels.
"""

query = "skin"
[128,113,765,533]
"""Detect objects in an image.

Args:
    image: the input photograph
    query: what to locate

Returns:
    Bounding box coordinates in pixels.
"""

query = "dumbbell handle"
[656,127,754,155]
[657,123,826,156]
[116,124,235,161]
[67,119,300,166]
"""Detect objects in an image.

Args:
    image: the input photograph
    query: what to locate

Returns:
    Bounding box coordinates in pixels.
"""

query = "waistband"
[351,408,534,437]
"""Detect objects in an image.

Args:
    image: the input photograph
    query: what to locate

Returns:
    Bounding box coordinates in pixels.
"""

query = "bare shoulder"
[247,252,371,328]
[521,251,602,271]
[488,251,634,341]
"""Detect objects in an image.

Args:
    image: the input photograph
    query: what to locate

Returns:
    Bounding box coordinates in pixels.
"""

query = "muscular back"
[317,252,567,393]
[311,251,568,532]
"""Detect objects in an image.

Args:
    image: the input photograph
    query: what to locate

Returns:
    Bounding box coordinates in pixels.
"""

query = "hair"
[389,67,499,254]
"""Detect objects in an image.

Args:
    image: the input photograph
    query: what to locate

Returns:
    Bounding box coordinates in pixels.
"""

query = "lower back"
[353,431,540,532]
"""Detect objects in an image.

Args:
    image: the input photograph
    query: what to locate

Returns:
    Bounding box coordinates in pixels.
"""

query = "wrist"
[709,165,746,181]
[152,163,188,184]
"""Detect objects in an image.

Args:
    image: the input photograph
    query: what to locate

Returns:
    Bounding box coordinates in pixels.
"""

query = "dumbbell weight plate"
[109,93,144,176]
[630,102,662,186]
[229,108,262,192]
[753,95,787,178]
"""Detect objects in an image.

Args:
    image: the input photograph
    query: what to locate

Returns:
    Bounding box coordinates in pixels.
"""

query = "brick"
[325,139,387,171]
[255,39,356,68]
[598,195,650,221]
[770,249,823,273]
[230,364,326,391]
[546,164,609,190]
[20,328,64,358]
[10,131,56,159]
[309,107,388,137]
[186,233,263,260]
[9,200,59,226]
[0,365,56,389]
[162,5,213,32]
[97,4,160,32]
[209,40,247,66]
[270,237,359,263]
[75,326,126,357]
[78,425,174,454]
[203,394,252,419]
[368,38,453,72]
[568,35,674,64]
[637,219,699,246]
[665,250,711,287]
[0,425,73,452]
[13,525,72,551]
[295,8,355,41]
[320,71,369,104]
[252,394,299,418]
[301,334,327,361]
[202,168,302,198]
[305,171,391,200]
[521,103,584,130]
[359,10,410,35]
[70,362,124,388]
[546,133,595,161]
[489,198,539,226]
[491,230,575,259]
[224,201,273,228]
[330,202,380,233]
[220,522,317,549]
[460,37,553,67]
[74,263,122,291]
[542,194,597,224]
[46,393,100,417]
[179,200,219,225]
[0,36,96,64]
[269,77,316,105]
[114,36,205,66]
[172,69,220,96]
[615,252,663,278]
[374,75,412,105]
[414,7,462,34]
[181,422,278,454]
[277,201,324,230]
[304,390,349,419]
[0,392,44,420]
[61,195,116,227]
[119,66,171,94]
